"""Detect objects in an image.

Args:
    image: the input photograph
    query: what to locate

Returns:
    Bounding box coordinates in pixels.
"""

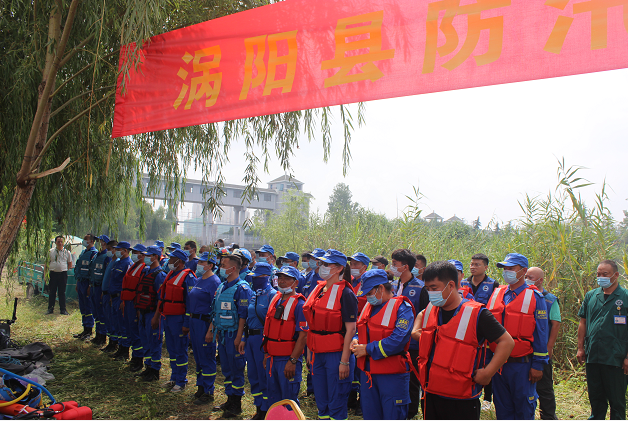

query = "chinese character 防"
[544,0,628,53]
[422,0,511,74]
[173,46,222,110]
[239,30,298,100]
[321,11,395,88]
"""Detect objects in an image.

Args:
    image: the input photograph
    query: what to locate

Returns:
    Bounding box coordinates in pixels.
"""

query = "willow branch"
[28,157,71,180]
[29,91,114,173]
[50,85,115,118]
[52,50,117,98]
[58,32,96,68]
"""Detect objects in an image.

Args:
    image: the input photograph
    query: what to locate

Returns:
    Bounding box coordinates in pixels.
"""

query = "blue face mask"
[196,267,206,277]
[502,269,518,285]
[131,254,138,263]
[106,251,113,258]
[219,268,228,279]
[302,262,309,269]
[282,263,289,268]
[525,279,535,286]
[115,251,122,259]
[366,295,382,306]
[252,276,268,291]
[597,277,612,288]
[411,267,419,276]
[278,286,293,294]
[309,260,318,269]
[428,284,453,307]
[257,257,268,264]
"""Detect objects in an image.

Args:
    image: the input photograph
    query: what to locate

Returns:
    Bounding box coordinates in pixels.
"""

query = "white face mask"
[391,265,403,277]
[503,269,518,284]
[350,268,361,278]
[319,266,332,280]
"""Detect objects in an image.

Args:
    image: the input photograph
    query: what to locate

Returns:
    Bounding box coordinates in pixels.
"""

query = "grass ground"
[0,278,595,420]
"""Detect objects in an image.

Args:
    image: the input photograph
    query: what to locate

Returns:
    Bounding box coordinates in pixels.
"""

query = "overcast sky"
[188,68,628,226]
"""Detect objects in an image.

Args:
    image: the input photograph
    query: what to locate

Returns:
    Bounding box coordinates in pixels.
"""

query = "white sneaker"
[162,381,175,390]
[170,385,185,393]
[481,401,492,411]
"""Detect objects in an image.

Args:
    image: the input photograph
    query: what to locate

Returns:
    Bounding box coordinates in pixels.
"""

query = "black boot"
[194,386,205,399]
[91,333,106,346]
[224,395,242,417]
[193,393,214,406]
[129,357,144,372]
[101,339,117,353]
[76,326,93,340]
[348,390,358,410]
[135,364,150,377]
[112,346,129,361]
[72,327,89,338]
[354,399,363,416]
[213,395,233,412]
[250,406,267,420]
[141,367,160,382]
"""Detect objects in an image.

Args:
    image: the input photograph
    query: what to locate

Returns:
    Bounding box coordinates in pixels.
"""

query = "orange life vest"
[418,300,485,399]
[158,268,192,315]
[352,281,368,314]
[134,268,162,312]
[487,285,537,357]
[303,280,353,353]
[459,286,474,300]
[357,296,413,374]
[263,292,305,356]
[120,262,145,301]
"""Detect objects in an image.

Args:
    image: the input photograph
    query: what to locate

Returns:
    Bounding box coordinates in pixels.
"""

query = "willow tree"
[0,0,361,275]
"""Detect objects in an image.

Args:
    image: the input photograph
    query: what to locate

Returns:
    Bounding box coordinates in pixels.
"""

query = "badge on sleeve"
[614,315,626,325]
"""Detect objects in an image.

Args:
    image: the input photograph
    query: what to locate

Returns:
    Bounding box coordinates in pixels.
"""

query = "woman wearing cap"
[120,244,148,371]
[303,249,358,421]
[185,252,221,405]
[263,266,308,413]
[350,269,415,420]
[241,262,276,420]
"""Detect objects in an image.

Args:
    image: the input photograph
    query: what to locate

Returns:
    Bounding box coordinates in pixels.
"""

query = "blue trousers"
[359,371,410,420]
[138,311,162,370]
[101,293,112,338]
[190,318,217,393]
[493,361,538,420]
[111,295,128,346]
[123,301,143,358]
[245,334,270,410]
[353,366,361,392]
[312,351,355,420]
[77,280,94,328]
[164,315,189,387]
[267,356,302,408]
[89,285,106,334]
[217,330,246,397]
[305,345,314,394]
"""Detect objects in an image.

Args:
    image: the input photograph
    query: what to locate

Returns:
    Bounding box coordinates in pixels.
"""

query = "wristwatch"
[288,357,298,364]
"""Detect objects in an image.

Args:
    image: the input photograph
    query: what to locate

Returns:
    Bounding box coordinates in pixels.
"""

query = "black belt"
[507,355,531,363]
[246,328,262,336]
[110,293,119,299]
[190,313,211,322]
[102,291,109,295]
[310,330,343,336]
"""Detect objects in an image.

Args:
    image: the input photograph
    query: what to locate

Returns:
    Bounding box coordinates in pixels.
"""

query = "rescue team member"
[47,235,73,315]
[186,252,221,405]
[233,248,253,281]
[390,248,423,419]
[303,249,358,421]
[120,244,147,372]
[242,262,276,419]
[351,269,415,420]
[155,240,168,269]
[413,261,514,420]
[460,253,500,411]
[301,252,313,277]
[108,242,133,360]
[209,254,252,417]
[73,234,98,340]
[256,245,277,285]
[134,246,166,383]
[577,259,628,420]
[413,253,427,280]
[449,259,474,300]
[526,267,561,420]
[88,235,111,346]
[151,248,196,393]
[183,241,198,272]
[488,253,549,420]
[263,266,308,411]
[279,252,304,284]
[370,255,388,270]
[100,240,119,353]
[347,251,370,416]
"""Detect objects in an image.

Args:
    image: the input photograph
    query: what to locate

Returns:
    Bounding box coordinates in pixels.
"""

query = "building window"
[279,184,284,191]
[233,190,242,198]
[264,193,272,202]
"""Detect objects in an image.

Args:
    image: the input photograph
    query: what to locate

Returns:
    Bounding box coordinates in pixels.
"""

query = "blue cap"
[348,252,370,267]
[144,246,162,256]
[114,241,131,249]
[167,242,181,250]
[155,240,165,248]
[281,252,300,262]
[167,248,189,263]
[319,249,347,266]
[496,253,529,269]
[256,244,275,256]
[308,248,326,259]
[195,252,217,265]
[233,248,252,263]
[250,262,273,277]
[357,269,389,297]
[131,243,147,253]
[277,265,302,279]
[98,235,111,244]
[448,259,463,272]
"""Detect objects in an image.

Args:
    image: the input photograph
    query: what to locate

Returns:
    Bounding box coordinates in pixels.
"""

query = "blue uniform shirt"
[398,276,424,350]
[246,284,277,330]
[108,256,132,294]
[357,300,414,365]
[503,284,549,371]
[88,250,111,286]
[185,259,198,273]
[187,274,221,316]
[102,257,119,292]
[298,270,322,297]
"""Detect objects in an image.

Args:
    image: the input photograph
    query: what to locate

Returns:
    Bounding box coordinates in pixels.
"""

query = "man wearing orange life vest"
[119,243,147,372]
[488,253,549,420]
[350,269,415,420]
[303,249,358,421]
[412,261,514,419]
[151,248,196,393]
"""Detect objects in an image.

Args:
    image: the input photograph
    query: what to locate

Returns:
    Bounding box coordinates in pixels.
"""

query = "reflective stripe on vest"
[130,263,144,277]
[422,303,434,329]
[326,284,340,309]
[488,286,506,310]
[283,296,297,321]
[521,289,534,313]
[172,270,186,286]
[381,298,396,327]
[455,305,474,341]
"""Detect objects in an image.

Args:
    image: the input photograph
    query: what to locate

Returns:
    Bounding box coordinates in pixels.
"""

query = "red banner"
[112,0,628,138]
